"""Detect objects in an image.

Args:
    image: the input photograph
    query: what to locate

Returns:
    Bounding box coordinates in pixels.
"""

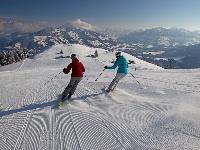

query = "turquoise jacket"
[107,55,128,74]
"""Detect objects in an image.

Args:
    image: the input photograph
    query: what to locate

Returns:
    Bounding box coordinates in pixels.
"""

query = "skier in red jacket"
[59,54,85,105]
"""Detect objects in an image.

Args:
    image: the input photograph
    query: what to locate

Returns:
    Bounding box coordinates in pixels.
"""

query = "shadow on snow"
[0,91,105,117]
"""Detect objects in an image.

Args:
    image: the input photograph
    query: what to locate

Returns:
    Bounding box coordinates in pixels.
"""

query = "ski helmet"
[71,54,77,59]
[115,52,121,57]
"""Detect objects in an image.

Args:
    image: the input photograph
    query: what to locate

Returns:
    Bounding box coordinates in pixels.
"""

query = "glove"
[104,66,108,69]
[63,68,68,74]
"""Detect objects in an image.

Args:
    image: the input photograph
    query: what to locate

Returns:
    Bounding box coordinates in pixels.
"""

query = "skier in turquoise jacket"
[104,52,128,92]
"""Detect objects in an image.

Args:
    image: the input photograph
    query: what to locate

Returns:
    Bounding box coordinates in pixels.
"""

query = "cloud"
[71,19,96,31]
[0,17,48,34]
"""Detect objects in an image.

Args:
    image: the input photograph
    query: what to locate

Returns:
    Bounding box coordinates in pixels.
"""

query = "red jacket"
[63,58,85,77]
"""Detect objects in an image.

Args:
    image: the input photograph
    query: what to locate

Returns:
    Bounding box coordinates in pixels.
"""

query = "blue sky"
[1,0,200,30]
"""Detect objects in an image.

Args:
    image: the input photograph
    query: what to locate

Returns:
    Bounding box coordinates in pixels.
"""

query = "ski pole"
[130,73,140,84]
[95,69,106,81]
[44,71,62,86]
[50,71,62,81]
[84,75,89,81]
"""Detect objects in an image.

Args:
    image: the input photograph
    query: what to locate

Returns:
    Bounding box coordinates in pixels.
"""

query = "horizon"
[1,17,200,32]
[1,0,200,31]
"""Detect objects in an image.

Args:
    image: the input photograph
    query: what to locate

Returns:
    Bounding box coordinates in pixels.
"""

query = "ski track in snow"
[0,44,200,150]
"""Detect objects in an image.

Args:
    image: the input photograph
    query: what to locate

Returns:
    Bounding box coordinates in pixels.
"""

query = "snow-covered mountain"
[0,23,117,66]
[1,21,200,69]
[119,27,200,48]
[156,43,200,69]
[30,25,116,50]
[70,19,97,31]
[0,44,200,149]
[118,27,200,69]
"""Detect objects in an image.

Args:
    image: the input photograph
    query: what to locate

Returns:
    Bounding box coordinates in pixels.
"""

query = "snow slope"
[0,44,200,150]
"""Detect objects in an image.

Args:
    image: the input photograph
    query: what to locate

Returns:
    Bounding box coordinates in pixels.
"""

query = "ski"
[101,88,114,95]
[58,97,75,108]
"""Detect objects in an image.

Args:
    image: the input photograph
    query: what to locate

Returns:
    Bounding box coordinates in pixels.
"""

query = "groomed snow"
[0,44,200,150]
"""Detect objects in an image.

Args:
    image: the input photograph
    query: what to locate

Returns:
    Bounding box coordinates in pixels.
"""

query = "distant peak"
[71,19,96,31]
[150,27,166,31]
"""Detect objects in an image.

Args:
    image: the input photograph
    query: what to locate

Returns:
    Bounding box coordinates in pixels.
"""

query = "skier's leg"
[69,77,82,98]
[62,77,76,100]
[107,75,118,91]
[111,73,126,91]
[107,73,125,91]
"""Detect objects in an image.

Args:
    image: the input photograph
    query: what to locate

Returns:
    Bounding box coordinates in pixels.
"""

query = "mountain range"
[118,27,200,69]
[0,19,117,66]
[0,18,200,69]
[119,27,200,48]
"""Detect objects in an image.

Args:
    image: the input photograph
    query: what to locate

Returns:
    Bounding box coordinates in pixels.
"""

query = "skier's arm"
[63,63,72,74]
[107,60,119,69]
